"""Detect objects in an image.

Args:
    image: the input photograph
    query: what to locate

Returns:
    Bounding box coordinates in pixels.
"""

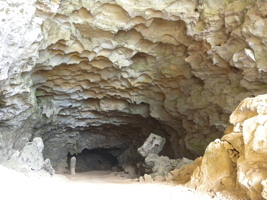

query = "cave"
[67,148,119,172]
[3,1,267,199]
[33,113,178,172]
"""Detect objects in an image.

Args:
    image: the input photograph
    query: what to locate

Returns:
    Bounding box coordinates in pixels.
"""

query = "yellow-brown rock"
[185,95,267,199]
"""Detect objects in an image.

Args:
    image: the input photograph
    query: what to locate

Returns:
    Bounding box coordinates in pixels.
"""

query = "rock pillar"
[70,156,76,175]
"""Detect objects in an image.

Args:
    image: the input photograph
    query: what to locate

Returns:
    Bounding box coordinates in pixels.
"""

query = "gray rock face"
[138,133,166,157]
[3,137,54,175]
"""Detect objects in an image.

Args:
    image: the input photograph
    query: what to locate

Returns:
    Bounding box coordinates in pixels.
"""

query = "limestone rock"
[261,180,267,199]
[144,154,178,175]
[168,157,202,184]
[143,154,193,177]
[139,155,194,182]
[3,137,54,175]
[187,139,236,192]
[138,133,166,157]
[2,1,267,199]
[186,94,267,200]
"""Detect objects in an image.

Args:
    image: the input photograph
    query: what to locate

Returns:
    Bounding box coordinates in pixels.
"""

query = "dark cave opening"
[38,115,183,173]
[67,148,119,173]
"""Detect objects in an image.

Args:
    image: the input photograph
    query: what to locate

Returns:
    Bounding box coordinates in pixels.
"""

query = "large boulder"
[3,137,54,175]
[138,133,193,180]
[180,94,267,200]
[144,154,178,175]
[141,154,193,180]
[137,133,166,157]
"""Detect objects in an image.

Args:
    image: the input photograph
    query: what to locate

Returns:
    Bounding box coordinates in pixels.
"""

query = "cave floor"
[0,166,237,200]
[63,170,136,183]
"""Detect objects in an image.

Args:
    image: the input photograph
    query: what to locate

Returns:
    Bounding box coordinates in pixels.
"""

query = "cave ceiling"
[2,0,267,168]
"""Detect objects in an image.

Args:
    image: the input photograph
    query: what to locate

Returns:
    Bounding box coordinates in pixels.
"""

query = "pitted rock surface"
[2,1,267,198]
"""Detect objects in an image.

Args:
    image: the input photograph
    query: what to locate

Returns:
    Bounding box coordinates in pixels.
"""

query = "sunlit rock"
[183,94,267,199]
[3,137,54,175]
[3,1,267,198]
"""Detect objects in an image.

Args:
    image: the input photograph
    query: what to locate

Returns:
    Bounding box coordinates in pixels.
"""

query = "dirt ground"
[0,166,242,200]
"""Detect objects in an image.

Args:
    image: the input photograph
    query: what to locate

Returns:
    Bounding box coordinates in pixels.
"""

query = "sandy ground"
[0,166,235,200]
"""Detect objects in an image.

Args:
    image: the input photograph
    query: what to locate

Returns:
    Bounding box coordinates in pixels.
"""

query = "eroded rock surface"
[3,137,54,175]
[2,1,267,198]
[174,94,267,199]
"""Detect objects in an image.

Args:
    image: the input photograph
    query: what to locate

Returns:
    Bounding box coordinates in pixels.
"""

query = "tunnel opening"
[36,111,184,173]
[67,148,119,173]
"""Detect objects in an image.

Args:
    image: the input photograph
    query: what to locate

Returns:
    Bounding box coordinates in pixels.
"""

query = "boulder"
[144,154,178,175]
[3,137,54,175]
[138,133,166,157]
[167,157,202,184]
[185,95,267,200]
[143,154,193,178]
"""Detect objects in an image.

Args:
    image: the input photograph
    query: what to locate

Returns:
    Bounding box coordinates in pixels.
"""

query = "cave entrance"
[67,148,119,173]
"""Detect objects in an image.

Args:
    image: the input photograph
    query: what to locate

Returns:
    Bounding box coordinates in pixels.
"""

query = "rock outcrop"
[170,94,267,199]
[137,133,193,180]
[2,0,267,198]
[3,137,54,175]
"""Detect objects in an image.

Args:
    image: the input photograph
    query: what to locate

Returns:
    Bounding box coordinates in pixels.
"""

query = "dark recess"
[67,148,119,173]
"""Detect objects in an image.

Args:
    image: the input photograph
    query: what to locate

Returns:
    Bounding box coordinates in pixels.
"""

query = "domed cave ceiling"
[1,0,267,171]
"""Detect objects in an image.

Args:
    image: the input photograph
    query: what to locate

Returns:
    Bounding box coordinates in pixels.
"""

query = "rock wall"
[179,94,267,200]
[2,0,267,184]
[0,0,60,163]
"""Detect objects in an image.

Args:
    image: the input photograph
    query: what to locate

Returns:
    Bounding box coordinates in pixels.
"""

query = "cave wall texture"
[2,0,267,198]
